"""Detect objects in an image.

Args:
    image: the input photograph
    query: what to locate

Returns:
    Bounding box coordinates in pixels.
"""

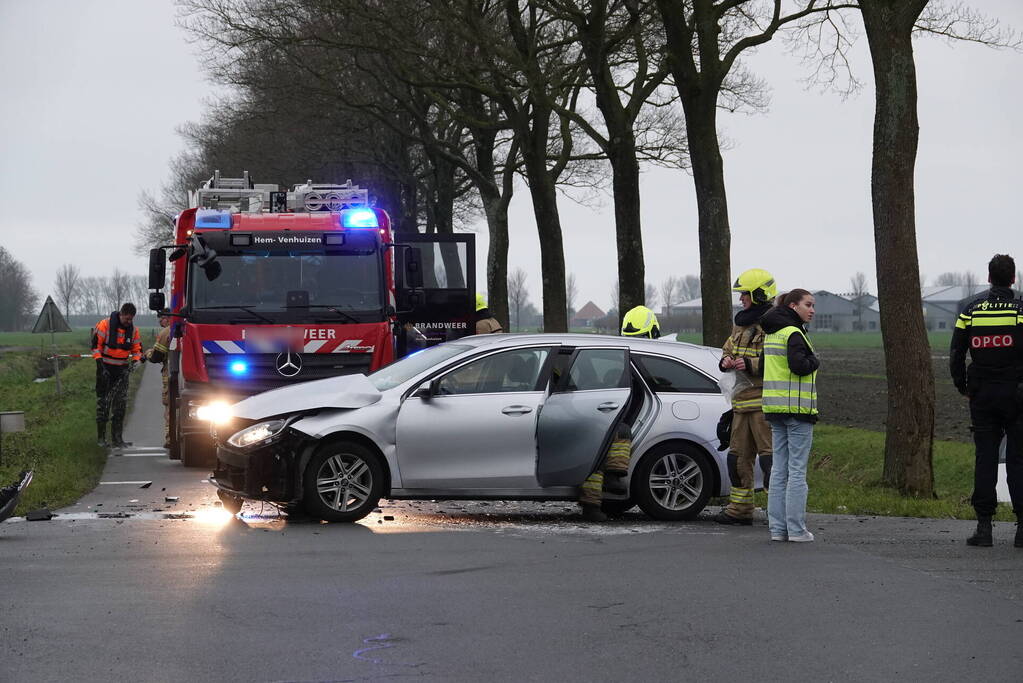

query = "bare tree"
[849,271,869,331]
[1017,269,1023,297]
[507,268,530,331]
[660,276,679,316]
[100,270,133,313]
[54,264,82,320]
[566,272,579,321]
[0,247,39,331]
[678,274,700,302]
[851,0,1016,496]
[934,271,966,287]
[542,0,686,323]
[609,280,620,313]
[645,282,659,311]
[78,277,104,316]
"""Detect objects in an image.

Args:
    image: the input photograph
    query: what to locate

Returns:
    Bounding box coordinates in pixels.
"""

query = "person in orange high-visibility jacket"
[92,302,142,448]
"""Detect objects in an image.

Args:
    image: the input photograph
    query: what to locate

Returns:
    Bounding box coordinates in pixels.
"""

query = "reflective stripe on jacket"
[762,326,818,416]
[720,322,765,412]
[92,318,142,365]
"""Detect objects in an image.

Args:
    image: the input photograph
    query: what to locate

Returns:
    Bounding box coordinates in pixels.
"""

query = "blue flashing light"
[195,209,232,229]
[341,208,379,228]
[229,360,249,376]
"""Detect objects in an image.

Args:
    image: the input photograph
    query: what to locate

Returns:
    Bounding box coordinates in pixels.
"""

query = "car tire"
[634,442,714,521]
[217,490,243,515]
[601,499,635,517]
[302,441,383,523]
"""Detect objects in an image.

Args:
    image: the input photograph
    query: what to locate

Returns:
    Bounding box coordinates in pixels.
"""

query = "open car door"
[394,233,475,357]
[535,347,633,487]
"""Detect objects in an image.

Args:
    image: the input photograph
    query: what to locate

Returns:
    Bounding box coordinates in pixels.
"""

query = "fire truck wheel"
[302,440,383,523]
[217,490,243,515]
[180,434,216,469]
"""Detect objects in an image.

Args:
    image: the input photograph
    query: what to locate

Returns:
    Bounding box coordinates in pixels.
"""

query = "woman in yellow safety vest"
[759,289,819,543]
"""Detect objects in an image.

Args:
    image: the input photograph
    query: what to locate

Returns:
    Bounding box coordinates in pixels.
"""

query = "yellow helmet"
[731,268,777,304]
[476,293,488,312]
[621,305,660,338]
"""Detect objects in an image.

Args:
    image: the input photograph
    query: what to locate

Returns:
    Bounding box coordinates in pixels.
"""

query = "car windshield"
[368,343,472,391]
[191,251,382,312]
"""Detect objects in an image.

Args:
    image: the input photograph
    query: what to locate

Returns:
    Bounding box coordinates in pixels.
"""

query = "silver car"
[210,334,732,522]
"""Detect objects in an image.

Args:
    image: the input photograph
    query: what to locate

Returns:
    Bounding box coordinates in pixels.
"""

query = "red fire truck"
[148,172,475,466]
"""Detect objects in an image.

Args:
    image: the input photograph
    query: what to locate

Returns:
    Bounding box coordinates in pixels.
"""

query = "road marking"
[99,481,154,485]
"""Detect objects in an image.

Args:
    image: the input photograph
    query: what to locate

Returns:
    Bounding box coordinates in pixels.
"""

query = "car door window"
[634,354,720,393]
[436,348,551,395]
[562,348,628,391]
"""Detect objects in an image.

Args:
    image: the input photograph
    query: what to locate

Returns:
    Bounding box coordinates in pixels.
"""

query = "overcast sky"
[1,0,1021,315]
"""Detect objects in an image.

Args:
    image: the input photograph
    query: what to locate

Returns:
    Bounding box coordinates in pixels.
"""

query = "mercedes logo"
[275,350,303,377]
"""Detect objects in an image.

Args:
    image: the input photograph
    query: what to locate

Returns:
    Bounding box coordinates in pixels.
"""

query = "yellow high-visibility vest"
[762,326,817,416]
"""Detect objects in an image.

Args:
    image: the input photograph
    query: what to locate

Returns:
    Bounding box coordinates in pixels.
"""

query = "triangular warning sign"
[32,296,73,334]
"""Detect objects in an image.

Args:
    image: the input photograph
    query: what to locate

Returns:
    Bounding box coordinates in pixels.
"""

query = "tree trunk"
[608,133,646,324]
[861,0,935,496]
[522,157,568,332]
[472,127,512,330]
[681,99,732,347]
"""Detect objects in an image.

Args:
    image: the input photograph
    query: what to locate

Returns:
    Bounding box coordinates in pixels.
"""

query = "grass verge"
[0,351,144,516]
[747,424,1011,521]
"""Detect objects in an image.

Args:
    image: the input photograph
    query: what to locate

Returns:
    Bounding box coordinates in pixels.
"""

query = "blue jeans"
[767,417,814,537]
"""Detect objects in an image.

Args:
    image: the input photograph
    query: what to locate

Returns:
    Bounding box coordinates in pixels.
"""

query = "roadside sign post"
[0,411,26,466]
[31,296,73,397]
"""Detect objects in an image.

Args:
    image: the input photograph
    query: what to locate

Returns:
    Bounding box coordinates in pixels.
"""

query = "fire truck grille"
[204,353,373,391]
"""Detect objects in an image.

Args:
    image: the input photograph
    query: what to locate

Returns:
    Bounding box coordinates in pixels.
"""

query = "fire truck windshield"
[189,250,384,322]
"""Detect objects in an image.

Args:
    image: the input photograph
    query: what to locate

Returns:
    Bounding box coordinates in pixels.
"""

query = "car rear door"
[535,346,632,487]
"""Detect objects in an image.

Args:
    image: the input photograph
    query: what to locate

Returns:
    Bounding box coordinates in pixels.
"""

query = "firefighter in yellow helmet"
[620,305,660,338]
[474,294,503,334]
[577,304,657,521]
[145,309,173,449]
[714,268,776,526]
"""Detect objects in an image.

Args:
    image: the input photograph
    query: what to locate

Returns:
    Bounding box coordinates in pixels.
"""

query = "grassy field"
[0,332,151,515]
[675,331,953,350]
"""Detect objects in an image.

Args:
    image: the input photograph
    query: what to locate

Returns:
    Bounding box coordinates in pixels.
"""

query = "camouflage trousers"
[96,364,129,425]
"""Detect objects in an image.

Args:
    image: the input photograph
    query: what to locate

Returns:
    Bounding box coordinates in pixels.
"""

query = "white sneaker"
[788,531,815,543]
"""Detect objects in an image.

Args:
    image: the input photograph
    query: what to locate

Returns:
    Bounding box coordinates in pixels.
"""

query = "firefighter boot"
[604,472,628,496]
[581,503,608,523]
[96,422,108,448]
[966,516,993,547]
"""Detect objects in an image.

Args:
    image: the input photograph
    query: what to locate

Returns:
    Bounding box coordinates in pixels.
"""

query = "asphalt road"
[2,363,1021,682]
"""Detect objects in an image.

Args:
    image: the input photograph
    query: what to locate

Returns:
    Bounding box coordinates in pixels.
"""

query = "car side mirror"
[413,379,436,400]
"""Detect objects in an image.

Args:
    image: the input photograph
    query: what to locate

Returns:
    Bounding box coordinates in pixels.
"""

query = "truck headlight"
[191,400,233,424]
[227,419,288,449]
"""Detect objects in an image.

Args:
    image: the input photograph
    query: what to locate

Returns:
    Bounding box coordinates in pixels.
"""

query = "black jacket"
[949,286,1023,395]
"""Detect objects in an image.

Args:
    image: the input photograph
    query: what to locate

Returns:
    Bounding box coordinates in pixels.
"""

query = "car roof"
[461,332,718,355]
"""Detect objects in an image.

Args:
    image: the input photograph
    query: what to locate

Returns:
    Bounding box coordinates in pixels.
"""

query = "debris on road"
[139,482,152,489]
[26,508,53,521]
[165,496,179,503]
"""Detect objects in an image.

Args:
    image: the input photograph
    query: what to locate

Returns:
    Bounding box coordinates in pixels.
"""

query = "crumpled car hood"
[230,374,382,421]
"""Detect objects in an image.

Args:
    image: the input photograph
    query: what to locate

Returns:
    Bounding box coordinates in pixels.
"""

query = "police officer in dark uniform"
[949,254,1023,548]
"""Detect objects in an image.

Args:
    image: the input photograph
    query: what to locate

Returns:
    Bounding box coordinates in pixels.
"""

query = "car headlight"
[227,419,288,449]
[190,400,233,424]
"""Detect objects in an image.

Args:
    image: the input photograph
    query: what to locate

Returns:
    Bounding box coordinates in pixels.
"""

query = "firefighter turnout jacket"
[719,303,771,412]
[950,286,1023,394]
[92,314,142,366]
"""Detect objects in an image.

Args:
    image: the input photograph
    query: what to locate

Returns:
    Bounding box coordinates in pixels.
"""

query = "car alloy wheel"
[302,441,384,522]
[317,453,373,512]
[634,443,713,521]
